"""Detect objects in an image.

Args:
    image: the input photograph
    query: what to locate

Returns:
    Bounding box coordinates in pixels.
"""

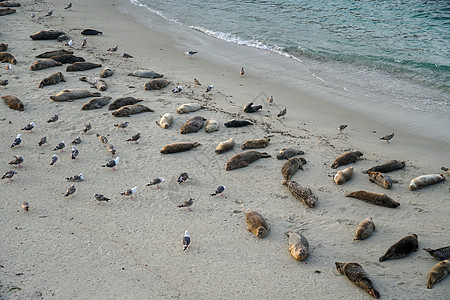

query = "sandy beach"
[1,0,449,299]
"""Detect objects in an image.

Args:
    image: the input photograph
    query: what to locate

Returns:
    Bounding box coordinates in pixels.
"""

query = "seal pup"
[362,160,406,174]
[94,193,110,202]
[380,133,394,143]
[39,72,66,88]
[184,51,197,57]
[243,102,262,113]
[102,157,119,170]
[38,136,47,146]
[22,201,29,211]
[30,59,62,71]
[335,262,380,299]
[50,89,101,101]
[379,234,419,262]
[66,62,102,72]
[409,174,445,190]
[0,52,17,64]
[215,138,235,154]
[241,138,270,150]
[9,155,24,168]
[211,185,226,196]
[338,124,348,133]
[81,96,111,110]
[282,180,317,208]
[276,148,305,160]
[160,142,200,154]
[120,186,137,199]
[224,119,253,127]
[79,76,107,91]
[424,246,450,261]
[83,123,91,133]
[50,154,58,165]
[331,151,363,169]
[156,113,173,129]
[368,171,394,189]
[143,79,170,90]
[281,157,307,181]
[111,104,154,117]
[205,118,219,133]
[126,133,141,144]
[53,141,66,151]
[100,67,114,78]
[2,170,17,180]
[147,177,165,189]
[21,122,35,133]
[333,166,354,185]
[177,172,190,184]
[245,210,270,238]
[183,231,191,250]
[180,116,206,134]
[277,107,287,118]
[286,231,309,261]
[81,29,103,35]
[107,144,116,155]
[66,173,84,182]
[71,145,79,159]
[114,121,129,131]
[345,191,399,208]
[72,136,81,144]
[427,259,450,289]
[178,198,194,211]
[10,134,22,148]
[176,103,202,114]
[36,49,73,58]
[108,97,143,110]
[240,67,245,76]
[2,95,22,111]
[225,151,271,171]
[354,217,375,241]
[64,184,76,197]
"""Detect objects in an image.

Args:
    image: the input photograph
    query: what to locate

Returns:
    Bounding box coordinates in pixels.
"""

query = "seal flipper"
[368,288,380,299]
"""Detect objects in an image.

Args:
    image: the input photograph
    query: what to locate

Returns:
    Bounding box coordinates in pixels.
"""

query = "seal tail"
[367,288,380,299]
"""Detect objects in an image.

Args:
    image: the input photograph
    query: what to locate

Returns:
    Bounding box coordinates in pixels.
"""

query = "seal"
[225,151,271,171]
[424,246,450,261]
[50,89,101,101]
[2,95,24,111]
[286,230,309,261]
[177,103,202,114]
[276,148,305,160]
[108,97,143,110]
[81,96,112,110]
[81,29,103,35]
[66,62,102,72]
[143,79,170,90]
[180,116,206,134]
[0,8,16,16]
[156,113,173,129]
[282,180,317,207]
[30,59,62,71]
[281,157,307,181]
[409,174,445,190]
[30,30,65,40]
[100,67,114,78]
[0,43,7,51]
[112,104,154,117]
[368,171,395,189]
[241,138,270,150]
[224,119,253,127]
[333,166,354,185]
[243,102,262,113]
[427,259,450,289]
[331,151,363,169]
[38,72,65,88]
[50,54,85,64]
[0,2,21,7]
[215,138,235,154]
[379,234,418,262]
[0,52,17,64]
[345,191,400,208]
[205,118,219,133]
[160,142,200,154]
[36,49,73,58]
[335,262,380,299]
[362,160,405,174]
[79,76,107,91]
[354,217,375,241]
[128,70,163,78]
[245,209,270,238]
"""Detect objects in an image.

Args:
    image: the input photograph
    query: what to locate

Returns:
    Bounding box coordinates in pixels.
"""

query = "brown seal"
[36,49,73,58]
[241,138,270,150]
[333,166,354,185]
[286,230,309,261]
[0,43,8,51]
[281,157,307,181]
[108,97,143,110]
[2,95,24,111]
[66,62,102,72]
[282,180,317,208]
[215,138,235,154]
[368,171,394,189]
[30,59,62,71]
[143,79,170,90]
[0,52,16,64]
[79,76,107,91]
[50,54,85,64]
[81,96,112,110]
[225,151,271,171]
[379,234,418,262]
[276,148,305,160]
[354,217,375,241]
[39,72,65,88]
[30,30,65,40]
[111,104,154,117]
[331,151,363,169]
[345,191,400,208]
[160,142,200,154]
[427,259,450,289]
[362,160,406,174]
[409,174,445,190]
[0,8,16,16]
[424,246,450,261]
[50,89,101,101]
[335,262,380,299]
[180,116,206,134]
[245,209,270,238]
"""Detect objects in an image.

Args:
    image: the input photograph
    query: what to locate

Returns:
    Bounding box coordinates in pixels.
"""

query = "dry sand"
[1,0,449,299]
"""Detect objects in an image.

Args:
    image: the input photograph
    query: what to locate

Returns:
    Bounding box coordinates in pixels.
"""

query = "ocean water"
[129,0,450,113]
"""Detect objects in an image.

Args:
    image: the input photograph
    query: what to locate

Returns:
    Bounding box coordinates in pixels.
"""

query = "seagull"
[184,51,197,58]
[108,45,118,52]
[45,10,53,17]
[53,141,66,151]
[47,114,58,124]
[64,3,72,10]
[177,172,190,184]
[102,156,119,170]
[277,107,287,118]
[126,133,141,144]
[64,184,76,197]
[5,64,12,71]
[50,154,58,165]
[71,145,79,159]
[66,39,73,47]
[183,231,190,251]
[2,170,17,180]
[147,177,165,189]
[81,38,87,48]
[72,136,81,144]
[123,53,133,58]
[380,133,394,143]
[107,144,116,155]
[9,156,24,168]
[338,124,348,134]
[172,85,183,93]
[206,85,214,93]
[193,78,201,86]
[93,193,110,202]
[22,201,29,211]
[267,96,273,105]
[96,134,108,146]
[66,173,84,182]
[240,67,245,76]
[211,185,226,196]
[21,122,35,133]
[177,198,194,211]
[83,122,91,133]
[11,134,22,148]
[38,136,47,146]
[114,121,128,132]
[120,186,137,199]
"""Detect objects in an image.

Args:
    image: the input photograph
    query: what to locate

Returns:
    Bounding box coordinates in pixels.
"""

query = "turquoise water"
[130,0,449,112]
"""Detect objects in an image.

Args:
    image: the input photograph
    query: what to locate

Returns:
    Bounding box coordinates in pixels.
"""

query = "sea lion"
[335,262,380,299]
[362,160,406,174]
[354,217,375,241]
[2,95,23,111]
[241,138,270,150]
[424,246,450,261]
[38,72,65,88]
[176,103,202,114]
[0,43,7,51]
[215,138,235,154]
[79,76,107,91]
[30,30,65,40]
[143,79,170,90]
[50,89,101,101]
[50,54,85,64]
[331,151,363,169]
[345,191,400,208]
[368,171,394,189]
[205,118,219,133]
[36,49,73,58]
[333,166,354,185]
[243,102,262,113]
[108,97,143,110]
[81,29,103,35]
[111,104,154,117]
[0,2,21,7]
[379,234,418,262]
[156,113,173,129]
[245,210,270,238]
[225,151,271,171]
[81,96,112,110]
[128,70,163,78]
[180,116,206,134]
[281,157,307,181]
[100,67,114,78]
[160,142,200,154]
[30,59,62,71]
[276,148,305,160]
[0,52,16,64]
[0,8,16,16]
[409,174,445,191]
[282,180,317,208]
[66,62,102,72]
[286,230,309,261]
[224,119,253,127]
[427,259,450,289]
